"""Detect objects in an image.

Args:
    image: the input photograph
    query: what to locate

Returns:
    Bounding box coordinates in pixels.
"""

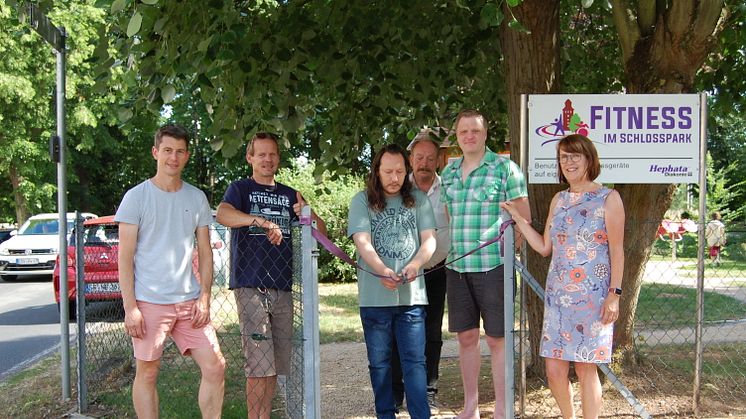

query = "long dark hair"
[366,144,415,211]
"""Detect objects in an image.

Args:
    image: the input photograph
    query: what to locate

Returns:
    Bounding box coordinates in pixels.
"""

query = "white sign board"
[527,94,700,184]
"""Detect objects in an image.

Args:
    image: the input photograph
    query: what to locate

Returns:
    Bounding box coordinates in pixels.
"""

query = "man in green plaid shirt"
[441,109,530,419]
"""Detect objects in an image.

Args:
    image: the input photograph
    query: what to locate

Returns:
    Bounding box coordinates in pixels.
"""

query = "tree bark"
[9,163,29,226]
[500,0,727,371]
[608,1,726,365]
[499,0,561,374]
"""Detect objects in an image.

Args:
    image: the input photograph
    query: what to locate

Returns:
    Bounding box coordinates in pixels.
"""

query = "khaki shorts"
[234,287,293,377]
[132,300,220,361]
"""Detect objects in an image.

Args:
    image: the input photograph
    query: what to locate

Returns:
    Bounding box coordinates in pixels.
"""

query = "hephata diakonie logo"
[535,99,590,145]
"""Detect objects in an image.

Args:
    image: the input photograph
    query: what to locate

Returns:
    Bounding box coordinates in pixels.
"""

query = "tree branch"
[692,0,726,44]
[666,0,695,37]
[637,0,656,36]
[610,0,639,62]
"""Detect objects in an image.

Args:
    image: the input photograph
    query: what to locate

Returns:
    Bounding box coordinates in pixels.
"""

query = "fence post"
[301,205,321,418]
[503,223,515,418]
[693,91,709,415]
[518,92,529,417]
[74,212,88,412]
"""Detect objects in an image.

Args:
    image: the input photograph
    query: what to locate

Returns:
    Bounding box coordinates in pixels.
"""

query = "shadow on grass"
[635,283,746,328]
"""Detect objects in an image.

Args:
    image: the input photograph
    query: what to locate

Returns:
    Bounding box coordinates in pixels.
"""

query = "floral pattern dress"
[541,187,613,363]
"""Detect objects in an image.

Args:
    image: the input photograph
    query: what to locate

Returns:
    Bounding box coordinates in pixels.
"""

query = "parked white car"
[0,212,97,280]
[210,220,230,287]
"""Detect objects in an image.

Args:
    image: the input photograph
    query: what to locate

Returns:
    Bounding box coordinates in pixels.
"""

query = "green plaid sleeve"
[503,159,528,201]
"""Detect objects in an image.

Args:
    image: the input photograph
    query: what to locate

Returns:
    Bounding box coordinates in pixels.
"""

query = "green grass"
[81,283,366,418]
[635,283,746,328]
[648,255,746,272]
[319,282,363,344]
[91,333,266,418]
[638,342,746,381]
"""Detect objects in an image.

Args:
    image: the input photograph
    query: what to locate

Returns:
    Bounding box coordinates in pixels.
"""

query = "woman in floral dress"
[502,134,625,419]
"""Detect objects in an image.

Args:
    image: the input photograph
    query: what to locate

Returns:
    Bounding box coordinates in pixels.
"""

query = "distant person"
[216,132,326,419]
[441,109,530,419]
[705,211,727,266]
[502,134,625,419]
[348,144,436,419]
[117,124,225,419]
[391,130,451,413]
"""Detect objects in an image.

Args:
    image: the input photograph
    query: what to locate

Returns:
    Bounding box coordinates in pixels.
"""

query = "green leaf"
[301,30,316,41]
[111,0,126,14]
[581,0,594,8]
[117,107,134,123]
[198,36,212,52]
[209,137,223,151]
[508,18,530,34]
[161,85,176,103]
[480,3,504,28]
[126,12,143,37]
[141,0,158,5]
[506,0,522,6]
[154,17,167,33]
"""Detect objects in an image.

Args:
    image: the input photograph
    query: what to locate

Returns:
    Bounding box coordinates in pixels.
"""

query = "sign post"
[26,2,70,401]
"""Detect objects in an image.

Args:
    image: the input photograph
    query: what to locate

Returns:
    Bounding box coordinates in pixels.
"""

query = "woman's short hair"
[556,134,601,183]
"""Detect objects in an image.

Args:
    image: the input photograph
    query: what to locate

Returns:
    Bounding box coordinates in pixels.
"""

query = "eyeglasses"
[559,154,583,164]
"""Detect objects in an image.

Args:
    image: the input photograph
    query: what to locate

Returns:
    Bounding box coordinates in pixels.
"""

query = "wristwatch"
[608,287,622,296]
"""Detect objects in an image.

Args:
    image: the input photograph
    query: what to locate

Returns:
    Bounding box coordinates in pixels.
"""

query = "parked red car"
[53,216,120,317]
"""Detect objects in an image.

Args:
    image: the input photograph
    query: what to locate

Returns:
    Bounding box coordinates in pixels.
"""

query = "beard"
[384,183,402,194]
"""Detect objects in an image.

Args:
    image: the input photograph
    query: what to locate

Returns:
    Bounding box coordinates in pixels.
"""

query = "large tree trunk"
[607,0,726,364]
[499,0,561,374]
[500,0,727,371]
[9,163,29,226]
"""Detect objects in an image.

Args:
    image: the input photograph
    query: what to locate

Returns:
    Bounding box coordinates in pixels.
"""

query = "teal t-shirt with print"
[347,190,435,307]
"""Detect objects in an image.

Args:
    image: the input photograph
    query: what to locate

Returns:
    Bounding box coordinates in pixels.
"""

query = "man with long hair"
[391,131,451,413]
[348,144,436,419]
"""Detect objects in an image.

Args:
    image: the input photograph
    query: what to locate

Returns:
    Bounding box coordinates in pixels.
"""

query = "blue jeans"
[360,305,429,419]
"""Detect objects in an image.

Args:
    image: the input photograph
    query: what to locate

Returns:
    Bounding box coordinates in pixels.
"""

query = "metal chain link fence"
[68,212,745,416]
[74,218,316,418]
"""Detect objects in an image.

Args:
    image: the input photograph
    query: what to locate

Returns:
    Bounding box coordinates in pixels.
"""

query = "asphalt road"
[0,275,67,381]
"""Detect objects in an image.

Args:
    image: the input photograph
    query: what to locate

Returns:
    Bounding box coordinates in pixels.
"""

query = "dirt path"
[316,261,746,418]
[320,339,493,418]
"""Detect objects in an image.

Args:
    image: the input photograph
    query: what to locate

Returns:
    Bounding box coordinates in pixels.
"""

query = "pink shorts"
[132,300,220,361]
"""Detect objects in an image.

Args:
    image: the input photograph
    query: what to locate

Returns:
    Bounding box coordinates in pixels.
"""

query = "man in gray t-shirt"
[116,124,225,418]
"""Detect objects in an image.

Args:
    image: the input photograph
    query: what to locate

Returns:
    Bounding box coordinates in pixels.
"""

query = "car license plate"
[85,282,120,294]
[16,258,39,265]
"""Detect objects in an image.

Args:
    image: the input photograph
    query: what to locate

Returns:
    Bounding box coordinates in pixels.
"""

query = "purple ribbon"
[304,220,516,280]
